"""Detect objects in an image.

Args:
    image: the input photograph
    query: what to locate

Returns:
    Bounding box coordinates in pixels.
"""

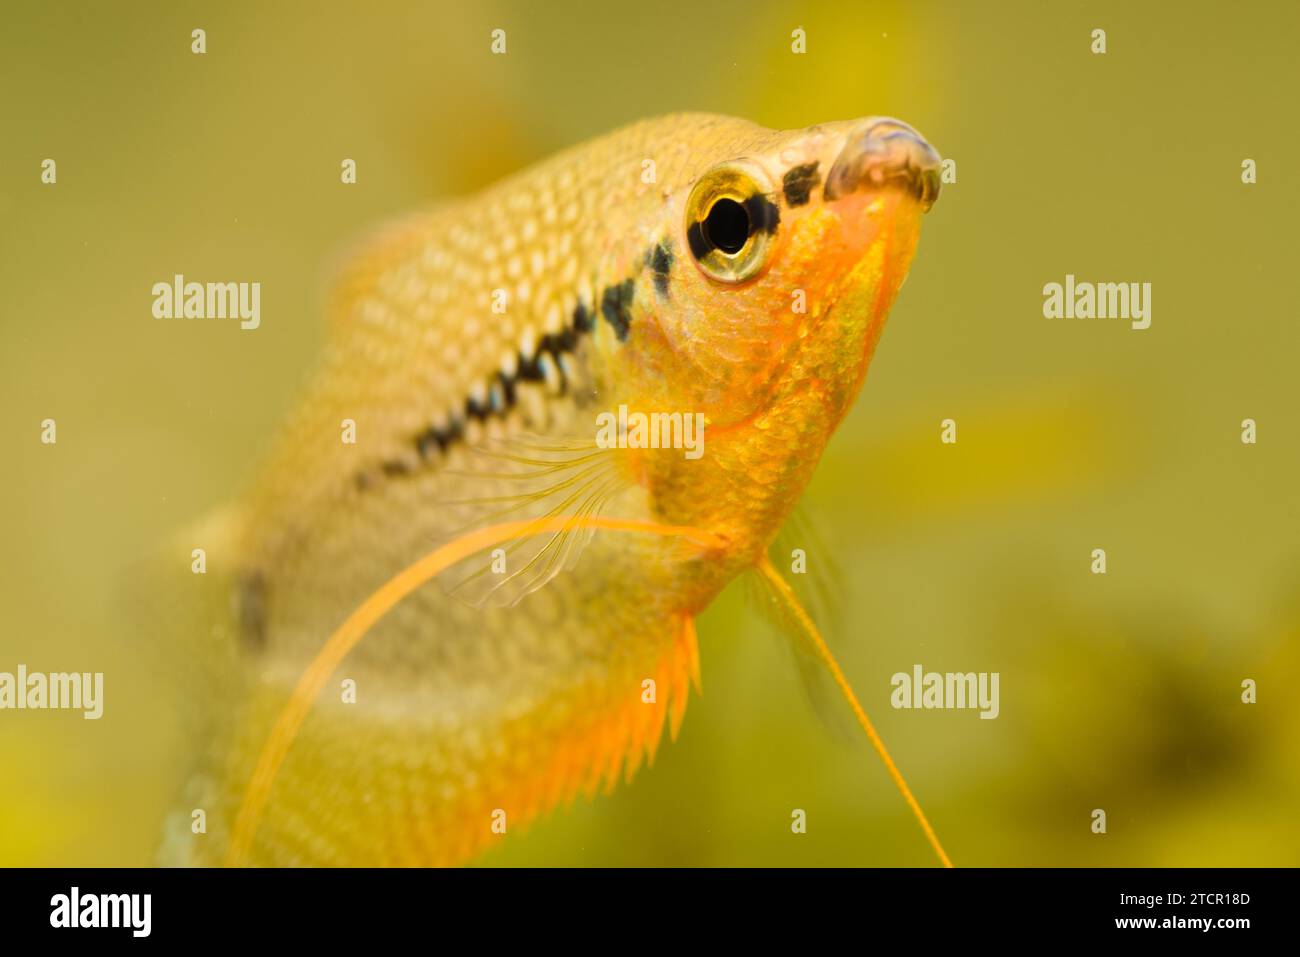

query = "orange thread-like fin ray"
[755,555,954,869]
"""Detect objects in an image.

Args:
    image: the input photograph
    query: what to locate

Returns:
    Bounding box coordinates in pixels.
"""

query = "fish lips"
[824,118,942,212]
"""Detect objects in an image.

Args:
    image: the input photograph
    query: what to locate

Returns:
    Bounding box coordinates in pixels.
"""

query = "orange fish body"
[164,113,941,866]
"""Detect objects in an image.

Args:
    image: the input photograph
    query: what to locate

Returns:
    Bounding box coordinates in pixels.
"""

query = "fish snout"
[825,118,942,212]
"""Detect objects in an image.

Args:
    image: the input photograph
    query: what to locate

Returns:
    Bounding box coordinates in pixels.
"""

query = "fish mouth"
[824,117,942,212]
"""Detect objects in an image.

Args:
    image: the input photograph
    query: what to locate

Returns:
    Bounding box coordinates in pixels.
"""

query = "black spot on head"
[650,242,673,275]
[600,279,635,341]
[782,162,821,206]
[649,242,673,297]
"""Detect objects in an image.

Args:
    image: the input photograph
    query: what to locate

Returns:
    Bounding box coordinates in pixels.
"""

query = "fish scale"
[165,112,942,866]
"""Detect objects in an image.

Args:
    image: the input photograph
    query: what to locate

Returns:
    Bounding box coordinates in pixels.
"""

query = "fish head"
[655,116,940,422]
[609,116,942,560]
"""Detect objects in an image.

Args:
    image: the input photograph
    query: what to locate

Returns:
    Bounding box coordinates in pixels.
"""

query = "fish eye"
[685,163,778,284]
[704,198,750,254]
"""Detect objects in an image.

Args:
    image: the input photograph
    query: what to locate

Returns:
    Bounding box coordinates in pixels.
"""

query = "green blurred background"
[2,0,1297,866]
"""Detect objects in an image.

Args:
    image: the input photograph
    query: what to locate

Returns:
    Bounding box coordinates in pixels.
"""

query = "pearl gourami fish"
[164,113,945,866]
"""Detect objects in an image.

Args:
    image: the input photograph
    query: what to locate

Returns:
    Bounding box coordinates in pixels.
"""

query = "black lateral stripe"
[377,292,606,486]
[573,301,594,333]
[497,370,517,408]
[411,415,463,462]
[534,338,568,394]
[551,353,569,395]
[516,350,544,381]
[415,425,443,458]
[600,279,635,341]
[744,193,780,233]
[782,162,821,206]
[541,325,578,356]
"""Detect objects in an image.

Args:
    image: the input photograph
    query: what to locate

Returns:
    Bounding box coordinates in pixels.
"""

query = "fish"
[160,112,944,867]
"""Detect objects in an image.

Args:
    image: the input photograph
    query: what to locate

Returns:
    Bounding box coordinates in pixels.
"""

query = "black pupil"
[704,198,750,254]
